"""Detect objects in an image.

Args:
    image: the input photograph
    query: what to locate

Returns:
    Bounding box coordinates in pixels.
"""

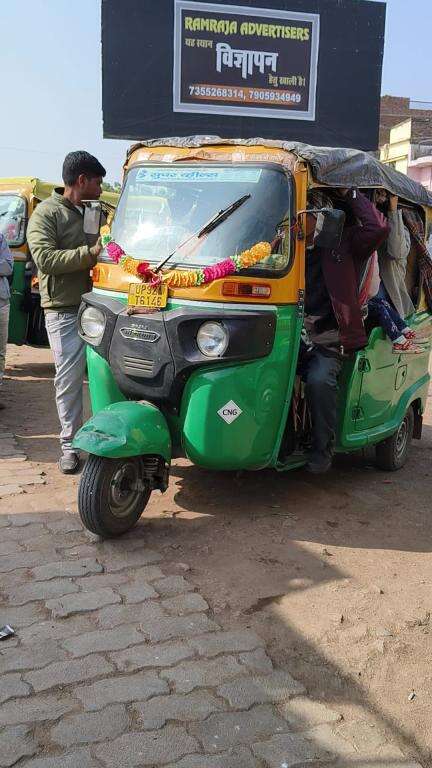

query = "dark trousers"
[303,347,342,455]
[368,297,406,343]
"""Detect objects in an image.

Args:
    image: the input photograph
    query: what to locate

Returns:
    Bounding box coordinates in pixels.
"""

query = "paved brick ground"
[0,474,421,766]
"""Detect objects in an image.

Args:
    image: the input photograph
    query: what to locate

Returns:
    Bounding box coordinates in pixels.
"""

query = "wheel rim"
[108,461,143,518]
[395,417,409,460]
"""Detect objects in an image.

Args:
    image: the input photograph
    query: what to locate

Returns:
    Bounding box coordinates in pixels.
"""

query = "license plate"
[127,282,168,309]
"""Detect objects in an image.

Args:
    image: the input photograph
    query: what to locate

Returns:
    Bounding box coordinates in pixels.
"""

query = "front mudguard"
[73,401,171,461]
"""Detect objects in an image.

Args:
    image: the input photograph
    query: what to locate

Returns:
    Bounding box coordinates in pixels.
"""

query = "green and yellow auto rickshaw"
[0,177,119,346]
[73,138,432,537]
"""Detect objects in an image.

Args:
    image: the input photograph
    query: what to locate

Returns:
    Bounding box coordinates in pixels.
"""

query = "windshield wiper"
[154,193,251,273]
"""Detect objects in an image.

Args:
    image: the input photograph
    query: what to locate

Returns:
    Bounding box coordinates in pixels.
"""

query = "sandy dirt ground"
[2,342,432,766]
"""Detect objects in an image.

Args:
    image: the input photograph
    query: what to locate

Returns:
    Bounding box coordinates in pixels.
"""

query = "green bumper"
[73,401,171,461]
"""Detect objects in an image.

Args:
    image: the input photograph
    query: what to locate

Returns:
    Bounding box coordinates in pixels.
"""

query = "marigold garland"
[100,227,271,288]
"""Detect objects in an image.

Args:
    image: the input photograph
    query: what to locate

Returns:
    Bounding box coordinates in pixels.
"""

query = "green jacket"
[27,189,100,312]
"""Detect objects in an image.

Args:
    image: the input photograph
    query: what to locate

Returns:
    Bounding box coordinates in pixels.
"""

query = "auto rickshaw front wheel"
[78,455,151,537]
[374,406,414,472]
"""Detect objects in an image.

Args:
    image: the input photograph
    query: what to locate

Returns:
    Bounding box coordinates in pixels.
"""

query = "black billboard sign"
[102,0,386,150]
[173,2,319,121]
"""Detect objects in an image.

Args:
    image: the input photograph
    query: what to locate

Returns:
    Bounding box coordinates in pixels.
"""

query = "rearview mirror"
[313,209,346,249]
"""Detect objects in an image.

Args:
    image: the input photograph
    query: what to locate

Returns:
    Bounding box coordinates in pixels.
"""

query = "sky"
[1,0,431,183]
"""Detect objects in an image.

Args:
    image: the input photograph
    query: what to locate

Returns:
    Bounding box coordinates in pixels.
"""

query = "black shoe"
[305,450,332,474]
[59,452,80,475]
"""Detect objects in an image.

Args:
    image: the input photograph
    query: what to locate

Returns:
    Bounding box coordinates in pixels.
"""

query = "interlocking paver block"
[189,630,263,657]
[218,671,306,708]
[0,640,67,674]
[118,582,158,603]
[134,691,224,729]
[129,565,164,582]
[190,705,289,752]
[153,575,193,596]
[75,572,129,590]
[75,671,168,711]
[94,725,199,767]
[0,673,31,705]
[18,616,95,644]
[63,626,144,657]
[6,578,78,606]
[51,704,128,746]
[0,540,24,555]
[161,655,245,693]
[0,725,37,767]
[164,749,258,768]
[252,731,333,767]
[142,613,219,642]
[0,603,43,629]
[0,693,77,726]
[26,532,87,551]
[0,551,48,572]
[240,648,273,673]
[24,654,114,692]
[46,517,84,534]
[277,698,342,730]
[162,592,209,615]
[19,748,97,767]
[95,600,165,629]
[111,640,193,672]
[1,523,46,541]
[31,557,102,580]
[103,549,161,571]
[46,587,121,618]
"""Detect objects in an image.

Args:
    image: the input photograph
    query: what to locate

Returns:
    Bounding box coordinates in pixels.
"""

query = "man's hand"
[389,194,398,212]
[89,238,102,259]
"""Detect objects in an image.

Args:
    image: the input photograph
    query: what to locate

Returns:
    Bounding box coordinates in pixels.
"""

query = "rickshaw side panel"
[180,305,301,471]
[337,316,431,450]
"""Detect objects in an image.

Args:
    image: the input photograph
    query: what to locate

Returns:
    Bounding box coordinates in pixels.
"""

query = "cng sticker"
[217,400,243,425]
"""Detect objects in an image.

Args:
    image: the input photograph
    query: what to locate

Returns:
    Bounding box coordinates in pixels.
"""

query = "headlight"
[80,306,105,343]
[196,322,229,358]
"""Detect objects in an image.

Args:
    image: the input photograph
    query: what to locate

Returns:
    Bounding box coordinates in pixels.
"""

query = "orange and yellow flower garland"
[100,226,271,288]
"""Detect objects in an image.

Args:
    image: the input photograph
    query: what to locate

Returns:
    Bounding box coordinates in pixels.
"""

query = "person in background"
[0,234,14,406]
[374,191,415,318]
[302,188,389,473]
[368,192,418,353]
[27,151,106,474]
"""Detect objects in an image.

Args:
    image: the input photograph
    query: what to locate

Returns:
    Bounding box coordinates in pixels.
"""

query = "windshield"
[0,195,27,247]
[109,165,292,272]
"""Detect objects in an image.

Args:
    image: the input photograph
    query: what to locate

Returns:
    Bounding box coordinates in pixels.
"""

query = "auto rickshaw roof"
[0,177,57,200]
[126,137,432,209]
[0,178,119,207]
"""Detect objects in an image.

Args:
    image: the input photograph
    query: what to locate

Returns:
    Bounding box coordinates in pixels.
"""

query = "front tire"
[375,407,414,471]
[78,455,151,537]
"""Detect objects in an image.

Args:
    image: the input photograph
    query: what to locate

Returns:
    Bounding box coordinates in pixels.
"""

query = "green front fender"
[73,401,171,461]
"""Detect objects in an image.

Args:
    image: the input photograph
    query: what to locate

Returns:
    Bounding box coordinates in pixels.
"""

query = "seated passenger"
[302,188,389,474]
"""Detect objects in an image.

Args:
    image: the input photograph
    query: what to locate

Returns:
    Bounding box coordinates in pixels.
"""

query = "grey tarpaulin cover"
[128,136,432,208]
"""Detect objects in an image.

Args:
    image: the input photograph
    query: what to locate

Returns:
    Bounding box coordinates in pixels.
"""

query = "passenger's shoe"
[305,450,332,474]
[59,452,80,475]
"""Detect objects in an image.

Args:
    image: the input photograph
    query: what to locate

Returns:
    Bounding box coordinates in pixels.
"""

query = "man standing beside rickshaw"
[27,151,106,474]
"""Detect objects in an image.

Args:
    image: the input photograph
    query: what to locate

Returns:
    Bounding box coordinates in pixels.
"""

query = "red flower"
[136,261,151,277]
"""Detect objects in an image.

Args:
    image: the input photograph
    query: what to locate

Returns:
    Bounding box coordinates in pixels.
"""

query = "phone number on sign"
[188,84,302,105]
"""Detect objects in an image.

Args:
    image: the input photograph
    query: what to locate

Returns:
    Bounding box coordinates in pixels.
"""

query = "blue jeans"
[45,312,86,455]
[368,297,406,343]
[303,347,342,456]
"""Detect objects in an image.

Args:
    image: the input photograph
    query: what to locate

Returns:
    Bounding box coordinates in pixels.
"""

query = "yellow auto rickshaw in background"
[0,178,119,346]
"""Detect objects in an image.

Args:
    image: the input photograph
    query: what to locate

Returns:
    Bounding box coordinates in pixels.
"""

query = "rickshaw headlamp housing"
[196,322,229,358]
[80,306,106,344]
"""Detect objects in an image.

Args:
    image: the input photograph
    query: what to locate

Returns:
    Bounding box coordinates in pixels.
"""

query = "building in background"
[379,96,432,192]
